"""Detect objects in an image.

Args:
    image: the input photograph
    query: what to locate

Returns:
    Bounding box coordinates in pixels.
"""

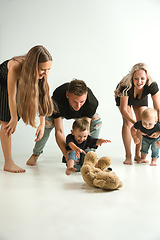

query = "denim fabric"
[33,113,102,155]
[141,136,160,158]
[67,148,92,172]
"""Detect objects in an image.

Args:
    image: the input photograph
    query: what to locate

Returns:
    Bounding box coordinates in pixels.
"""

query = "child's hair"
[141,108,158,121]
[72,118,90,132]
[68,79,88,96]
[114,63,155,98]
[17,45,55,127]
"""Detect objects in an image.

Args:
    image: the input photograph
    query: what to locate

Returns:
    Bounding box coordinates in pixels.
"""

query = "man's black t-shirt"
[51,83,98,119]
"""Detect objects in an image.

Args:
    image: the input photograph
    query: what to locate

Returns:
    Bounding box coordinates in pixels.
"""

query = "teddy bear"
[81,151,123,190]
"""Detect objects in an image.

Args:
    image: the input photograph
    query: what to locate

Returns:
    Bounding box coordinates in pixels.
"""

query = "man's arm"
[54,117,68,159]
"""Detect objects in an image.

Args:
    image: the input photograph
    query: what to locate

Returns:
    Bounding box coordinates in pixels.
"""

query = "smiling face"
[133,69,148,90]
[142,116,156,129]
[71,128,89,144]
[38,60,52,79]
[66,92,87,111]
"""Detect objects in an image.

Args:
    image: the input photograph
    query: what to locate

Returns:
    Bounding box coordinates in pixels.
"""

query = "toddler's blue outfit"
[65,134,98,171]
[134,121,160,158]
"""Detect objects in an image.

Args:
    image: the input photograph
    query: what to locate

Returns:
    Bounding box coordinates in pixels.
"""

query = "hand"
[35,124,45,142]
[141,132,147,136]
[134,137,140,144]
[97,138,111,146]
[3,118,18,137]
[75,149,86,158]
[149,132,160,139]
[156,140,160,148]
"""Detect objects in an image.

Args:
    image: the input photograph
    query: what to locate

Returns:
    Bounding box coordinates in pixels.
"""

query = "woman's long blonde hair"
[17,45,54,127]
[114,63,155,98]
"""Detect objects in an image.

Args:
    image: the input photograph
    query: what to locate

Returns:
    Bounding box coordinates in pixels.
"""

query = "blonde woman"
[114,63,160,165]
[0,45,54,173]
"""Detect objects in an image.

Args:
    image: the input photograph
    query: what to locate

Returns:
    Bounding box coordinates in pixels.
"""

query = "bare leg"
[0,122,25,173]
[134,130,142,161]
[121,121,133,165]
[118,105,133,165]
[133,106,147,161]
[138,152,149,164]
[66,159,77,175]
[150,157,157,166]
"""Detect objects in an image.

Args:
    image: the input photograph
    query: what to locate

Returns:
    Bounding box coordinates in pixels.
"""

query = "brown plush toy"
[81,151,123,190]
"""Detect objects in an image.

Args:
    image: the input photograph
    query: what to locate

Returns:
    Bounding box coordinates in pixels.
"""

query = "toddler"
[65,118,111,175]
[131,108,160,166]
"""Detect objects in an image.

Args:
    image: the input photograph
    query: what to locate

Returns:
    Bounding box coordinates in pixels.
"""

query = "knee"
[45,119,54,129]
[91,113,102,128]
[122,120,132,129]
[151,143,158,152]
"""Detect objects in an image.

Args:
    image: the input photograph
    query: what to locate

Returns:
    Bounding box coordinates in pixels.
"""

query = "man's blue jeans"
[33,113,102,156]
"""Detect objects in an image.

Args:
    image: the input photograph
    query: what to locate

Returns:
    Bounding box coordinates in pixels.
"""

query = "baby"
[131,108,160,166]
[65,118,111,175]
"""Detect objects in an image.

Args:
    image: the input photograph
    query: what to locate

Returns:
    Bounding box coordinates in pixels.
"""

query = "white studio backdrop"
[0,0,160,159]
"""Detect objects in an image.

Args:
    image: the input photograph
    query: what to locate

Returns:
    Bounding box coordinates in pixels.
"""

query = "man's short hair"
[68,79,88,96]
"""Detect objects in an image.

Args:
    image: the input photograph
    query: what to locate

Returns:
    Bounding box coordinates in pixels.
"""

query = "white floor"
[0,146,160,240]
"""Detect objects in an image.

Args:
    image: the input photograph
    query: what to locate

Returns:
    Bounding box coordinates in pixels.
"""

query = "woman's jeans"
[33,113,102,156]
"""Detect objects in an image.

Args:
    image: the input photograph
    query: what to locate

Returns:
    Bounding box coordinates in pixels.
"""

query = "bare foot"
[26,154,39,166]
[4,161,25,173]
[123,156,132,165]
[137,159,149,164]
[150,161,157,166]
[65,167,77,175]
[134,156,141,162]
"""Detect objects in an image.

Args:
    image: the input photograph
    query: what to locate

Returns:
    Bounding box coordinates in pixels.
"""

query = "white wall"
[1,0,160,158]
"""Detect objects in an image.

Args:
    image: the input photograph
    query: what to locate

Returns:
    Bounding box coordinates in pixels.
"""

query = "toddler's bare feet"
[66,167,77,175]
[150,160,157,166]
[137,158,149,164]
[26,154,39,166]
[123,156,132,165]
[4,161,25,173]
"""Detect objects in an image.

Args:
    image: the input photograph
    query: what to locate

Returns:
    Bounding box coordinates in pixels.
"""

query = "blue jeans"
[67,148,92,172]
[33,113,102,155]
[141,136,160,159]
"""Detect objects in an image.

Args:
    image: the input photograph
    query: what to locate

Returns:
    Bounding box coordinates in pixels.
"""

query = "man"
[26,79,102,165]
